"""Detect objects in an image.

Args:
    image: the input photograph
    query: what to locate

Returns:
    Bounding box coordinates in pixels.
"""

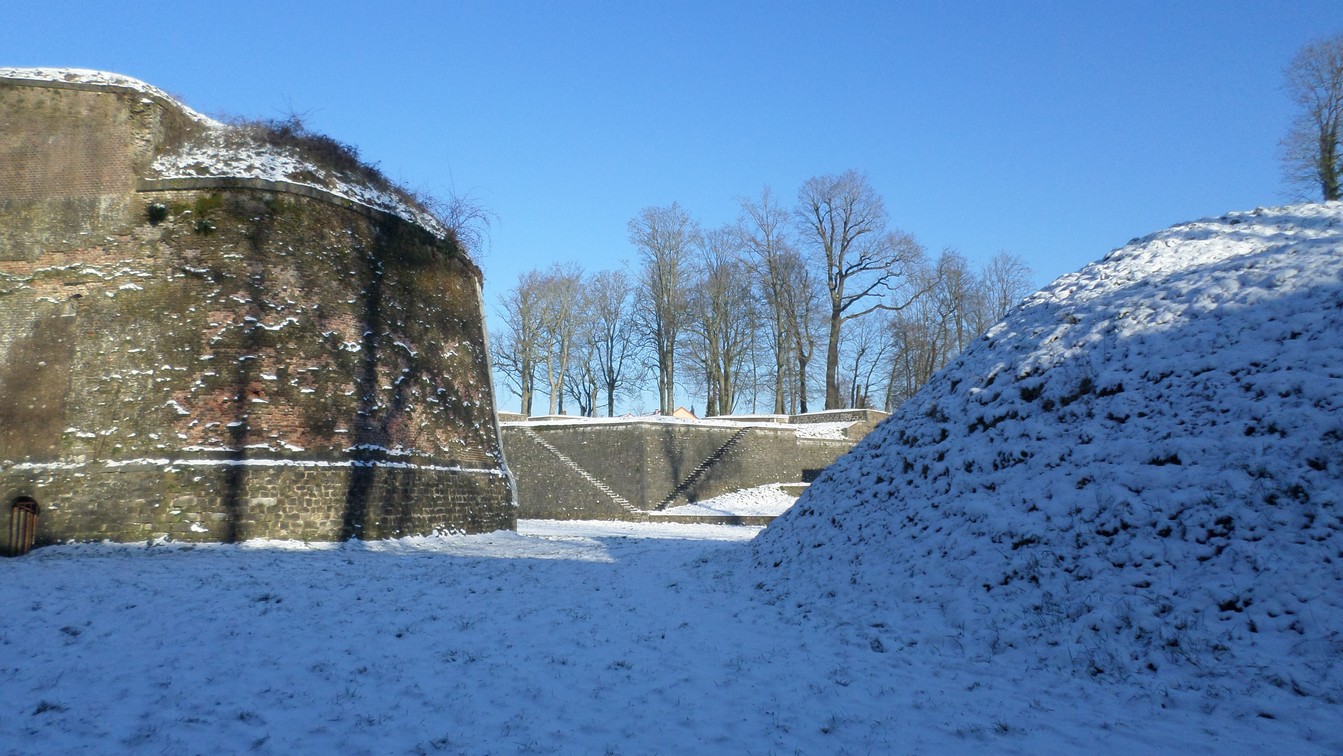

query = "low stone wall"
[501,421,860,519]
[790,410,888,441]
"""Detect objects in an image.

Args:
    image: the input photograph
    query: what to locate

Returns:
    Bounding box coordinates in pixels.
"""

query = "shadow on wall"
[341,221,422,540]
[214,199,436,541]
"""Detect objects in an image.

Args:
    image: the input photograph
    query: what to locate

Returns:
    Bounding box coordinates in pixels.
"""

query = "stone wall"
[501,421,857,520]
[0,73,515,548]
[497,430,633,521]
[5,462,511,545]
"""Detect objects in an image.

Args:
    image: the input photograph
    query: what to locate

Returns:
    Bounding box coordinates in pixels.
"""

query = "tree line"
[1282,32,1343,202]
[492,170,1034,417]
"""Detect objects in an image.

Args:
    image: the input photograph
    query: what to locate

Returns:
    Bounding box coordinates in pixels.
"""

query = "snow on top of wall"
[793,421,853,440]
[149,133,451,239]
[0,67,450,241]
[753,202,1343,702]
[0,67,218,124]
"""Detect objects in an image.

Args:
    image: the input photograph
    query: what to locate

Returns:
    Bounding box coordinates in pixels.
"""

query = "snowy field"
[2,520,1337,755]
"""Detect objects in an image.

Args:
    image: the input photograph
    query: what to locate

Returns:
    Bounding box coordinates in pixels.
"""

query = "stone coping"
[503,416,797,433]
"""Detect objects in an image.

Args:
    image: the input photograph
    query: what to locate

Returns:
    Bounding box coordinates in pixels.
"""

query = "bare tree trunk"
[630,203,697,415]
[797,351,811,414]
[1322,126,1341,201]
[825,305,843,409]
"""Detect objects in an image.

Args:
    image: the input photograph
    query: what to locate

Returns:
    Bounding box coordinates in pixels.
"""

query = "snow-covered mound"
[753,203,1343,701]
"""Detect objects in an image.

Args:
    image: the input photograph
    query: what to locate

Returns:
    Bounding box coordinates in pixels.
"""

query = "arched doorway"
[6,497,39,557]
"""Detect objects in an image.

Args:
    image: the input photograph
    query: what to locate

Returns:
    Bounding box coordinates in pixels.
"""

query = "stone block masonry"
[500,420,859,520]
[17,461,511,542]
[0,71,515,549]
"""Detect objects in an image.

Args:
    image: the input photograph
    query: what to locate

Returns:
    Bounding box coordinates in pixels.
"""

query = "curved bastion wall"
[0,72,515,547]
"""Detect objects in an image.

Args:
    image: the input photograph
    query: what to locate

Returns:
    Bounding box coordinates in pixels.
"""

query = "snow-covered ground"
[754,202,1343,749]
[4,201,1340,753]
[4,521,1336,754]
[661,483,800,518]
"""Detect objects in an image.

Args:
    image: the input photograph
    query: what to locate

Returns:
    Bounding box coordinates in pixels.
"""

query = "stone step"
[656,427,751,510]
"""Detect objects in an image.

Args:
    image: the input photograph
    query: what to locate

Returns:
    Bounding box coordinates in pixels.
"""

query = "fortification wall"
[16,463,510,542]
[501,422,843,519]
[0,74,514,547]
[0,78,201,260]
[497,430,632,521]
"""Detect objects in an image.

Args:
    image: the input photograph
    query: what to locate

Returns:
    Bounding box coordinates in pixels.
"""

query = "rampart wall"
[501,422,854,520]
[0,73,514,548]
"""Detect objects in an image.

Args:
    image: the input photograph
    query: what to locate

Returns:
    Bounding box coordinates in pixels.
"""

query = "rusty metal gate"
[6,498,38,557]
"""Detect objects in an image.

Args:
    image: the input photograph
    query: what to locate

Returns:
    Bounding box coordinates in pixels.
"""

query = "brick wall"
[0,82,147,260]
[0,76,514,546]
[0,463,513,547]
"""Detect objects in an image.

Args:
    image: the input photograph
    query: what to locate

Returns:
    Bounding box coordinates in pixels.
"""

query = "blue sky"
[5,1,1336,409]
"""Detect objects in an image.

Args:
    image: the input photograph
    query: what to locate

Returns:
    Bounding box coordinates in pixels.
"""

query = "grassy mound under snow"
[753,203,1343,701]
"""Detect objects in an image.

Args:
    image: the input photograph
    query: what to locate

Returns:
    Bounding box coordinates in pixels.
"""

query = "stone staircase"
[656,427,751,510]
[520,428,647,520]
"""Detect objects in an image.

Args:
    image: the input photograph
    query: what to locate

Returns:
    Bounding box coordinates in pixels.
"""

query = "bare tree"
[931,249,978,357]
[629,203,698,413]
[780,249,823,413]
[883,258,948,410]
[838,312,891,409]
[795,170,925,409]
[564,337,600,418]
[493,270,545,415]
[882,251,1034,410]
[979,251,1034,328]
[1283,33,1343,201]
[738,188,797,414]
[587,268,645,416]
[536,263,585,415]
[684,226,757,416]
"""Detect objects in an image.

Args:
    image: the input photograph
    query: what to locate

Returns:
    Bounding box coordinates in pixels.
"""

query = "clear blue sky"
[6,1,1336,410]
